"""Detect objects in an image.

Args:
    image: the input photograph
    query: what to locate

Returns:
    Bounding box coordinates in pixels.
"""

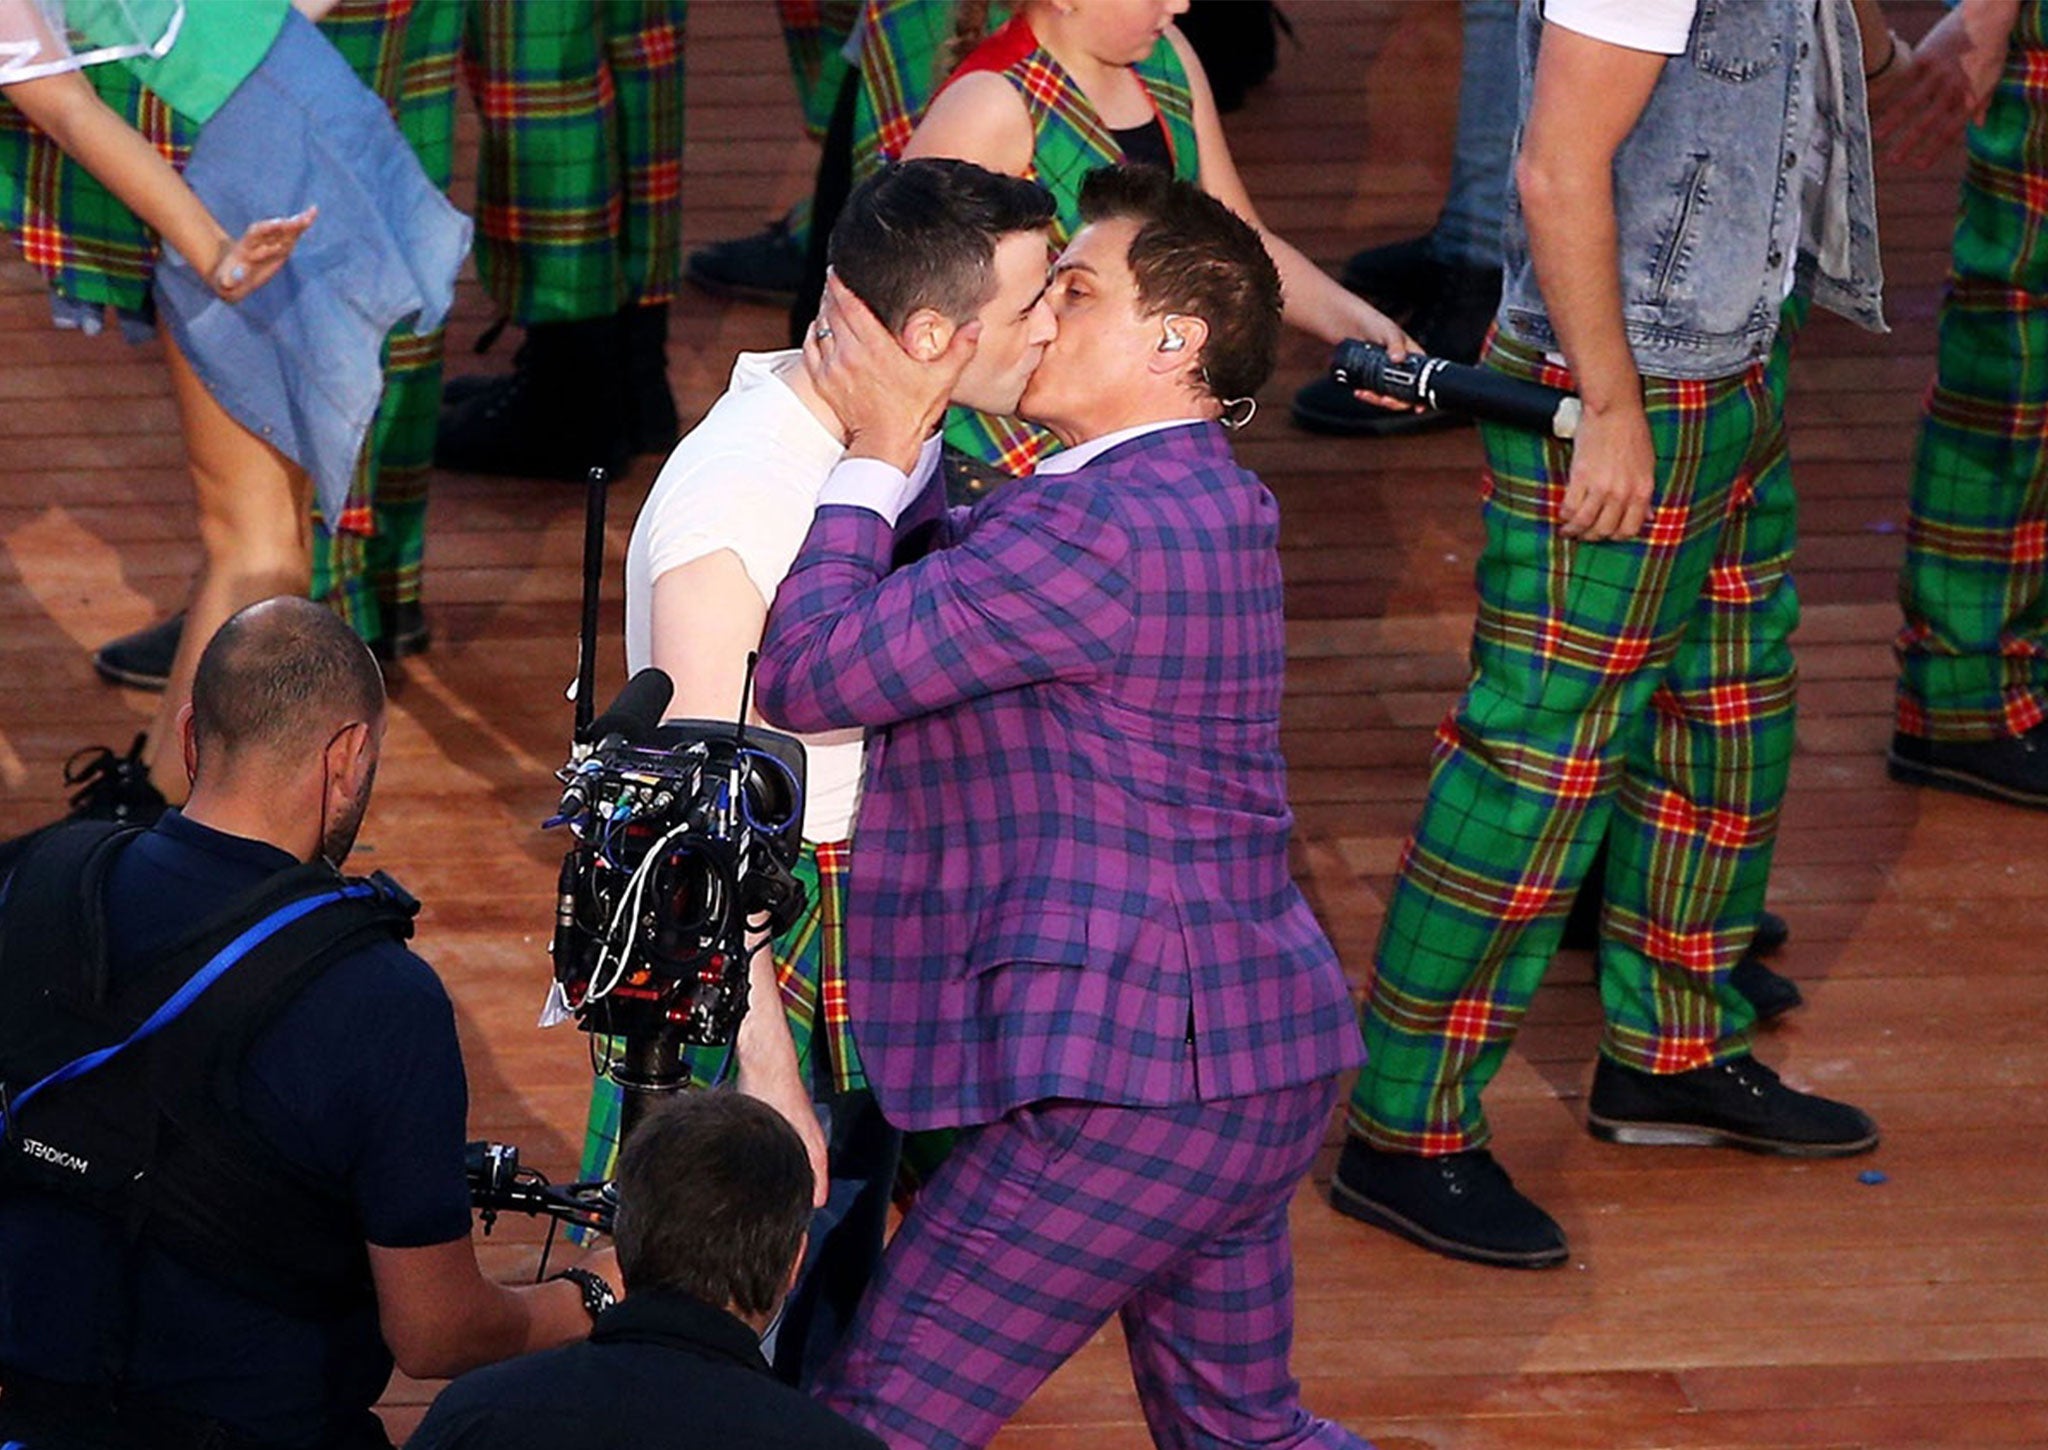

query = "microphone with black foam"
[1331,340,1583,440]
[558,668,675,821]
[580,667,675,749]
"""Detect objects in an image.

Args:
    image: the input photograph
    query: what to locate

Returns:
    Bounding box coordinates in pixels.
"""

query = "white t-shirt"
[1544,0,1697,55]
[623,350,864,843]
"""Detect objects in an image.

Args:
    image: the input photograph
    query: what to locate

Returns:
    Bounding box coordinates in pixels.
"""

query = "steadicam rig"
[544,665,808,1132]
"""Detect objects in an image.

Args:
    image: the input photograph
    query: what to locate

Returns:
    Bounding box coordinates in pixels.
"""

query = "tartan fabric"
[778,0,860,142]
[0,67,191,316]
[313,0,463,639]
[1347,310,1805,1155]
[756,423,1360,1132]
[815,1078,1368,1450]
[927,14,1201,477]
[1895,6,2048,742]
[846,0,984,182]
[463,0,686,324]
[574,838,862,1185]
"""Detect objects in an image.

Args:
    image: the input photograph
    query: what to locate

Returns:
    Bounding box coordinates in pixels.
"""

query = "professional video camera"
[465,468,809,1247]
[543,664,808,1102]
[1330,339,1583,439]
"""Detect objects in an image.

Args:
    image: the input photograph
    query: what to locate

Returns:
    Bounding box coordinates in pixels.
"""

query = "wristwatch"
[549,1265,617,1325]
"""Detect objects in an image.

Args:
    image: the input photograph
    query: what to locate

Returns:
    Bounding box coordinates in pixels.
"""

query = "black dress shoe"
[93,613,185,691]
[1730,952,1802,1021]
[685,217,805,306]
[1330,1138,1568,1268]
[1587,1054,1878,1156]
[1888,724,2048,808]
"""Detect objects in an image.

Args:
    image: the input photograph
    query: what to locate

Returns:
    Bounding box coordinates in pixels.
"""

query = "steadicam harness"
[0,821,419,1338]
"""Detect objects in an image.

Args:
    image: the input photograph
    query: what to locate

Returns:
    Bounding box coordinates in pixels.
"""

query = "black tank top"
[1109,116,1172,172]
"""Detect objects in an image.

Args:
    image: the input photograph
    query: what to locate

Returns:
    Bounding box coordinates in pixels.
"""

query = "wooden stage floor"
[2,3,2043,1446]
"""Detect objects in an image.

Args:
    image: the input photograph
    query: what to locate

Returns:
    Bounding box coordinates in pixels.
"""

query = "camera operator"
[0,598,619,1450]
[408,1092,882,1450]
[592,158,1059,1384]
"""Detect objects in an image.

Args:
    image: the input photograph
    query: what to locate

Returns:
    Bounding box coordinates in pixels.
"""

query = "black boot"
[622,302,679,456]
[435,316,629,481]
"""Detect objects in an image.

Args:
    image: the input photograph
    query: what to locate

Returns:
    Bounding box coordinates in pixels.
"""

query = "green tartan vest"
[940,16,1201,475]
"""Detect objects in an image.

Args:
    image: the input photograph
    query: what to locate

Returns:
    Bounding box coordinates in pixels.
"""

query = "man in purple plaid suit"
[757,166,1371,1450]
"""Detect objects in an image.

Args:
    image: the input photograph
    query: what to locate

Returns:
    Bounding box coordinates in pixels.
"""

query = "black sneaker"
[93,613,185,691]
[1330,1138,1568,1269]
[1888,724,2048,809]
[685,218,806,307]
[0,734,168,879]
[1587,1054,1878,1156]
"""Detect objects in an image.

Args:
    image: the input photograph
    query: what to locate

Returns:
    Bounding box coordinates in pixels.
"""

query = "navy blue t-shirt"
[0,811,474,1448]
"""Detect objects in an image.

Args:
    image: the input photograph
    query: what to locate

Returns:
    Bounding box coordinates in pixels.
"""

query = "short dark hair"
[1076,165,1283,403]
[611,1092,814,1317]
[190,597,385,767]
[829,158,1055,331]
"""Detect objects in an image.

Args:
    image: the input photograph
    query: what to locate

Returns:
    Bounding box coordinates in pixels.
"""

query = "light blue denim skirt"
[153,10,471,520]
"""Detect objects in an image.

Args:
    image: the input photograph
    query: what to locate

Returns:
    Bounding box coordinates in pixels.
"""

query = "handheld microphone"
[1331,340,1582,440]
[581,667,675,749]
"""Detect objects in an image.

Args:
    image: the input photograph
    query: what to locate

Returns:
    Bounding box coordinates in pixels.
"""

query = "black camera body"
[548,710,807,1077]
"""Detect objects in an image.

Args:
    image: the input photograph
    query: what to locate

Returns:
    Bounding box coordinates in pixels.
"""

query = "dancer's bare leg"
[144,329,313,801]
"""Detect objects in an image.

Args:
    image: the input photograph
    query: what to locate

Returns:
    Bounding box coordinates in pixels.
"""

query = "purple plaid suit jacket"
[756,422,1361,1131]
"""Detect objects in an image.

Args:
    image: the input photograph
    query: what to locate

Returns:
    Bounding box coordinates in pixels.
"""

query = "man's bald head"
[189,598,385,779]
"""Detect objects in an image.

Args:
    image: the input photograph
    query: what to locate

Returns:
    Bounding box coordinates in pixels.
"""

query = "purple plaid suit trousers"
[758,422,1368,1448]
[815,1080,1368,1450]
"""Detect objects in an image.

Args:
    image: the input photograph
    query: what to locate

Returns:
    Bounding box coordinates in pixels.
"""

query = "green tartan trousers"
[1349,313,1804,1154]
[1895,10,2048,742]
[462,0,687,324]
[313,0,465,642]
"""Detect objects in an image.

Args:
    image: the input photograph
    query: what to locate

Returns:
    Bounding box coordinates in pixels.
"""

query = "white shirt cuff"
[816,457,910,518]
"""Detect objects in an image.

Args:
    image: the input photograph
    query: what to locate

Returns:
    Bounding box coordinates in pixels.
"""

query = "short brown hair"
[611,1092,813,1317]
[1076,165,1283,403]
[190,597,385,769]
[830,158,1055,331]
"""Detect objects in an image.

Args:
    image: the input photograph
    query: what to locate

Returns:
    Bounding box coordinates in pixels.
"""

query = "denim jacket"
[1498,0,1886,380]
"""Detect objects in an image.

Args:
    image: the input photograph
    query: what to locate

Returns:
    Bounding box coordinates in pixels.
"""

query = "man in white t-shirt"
[604,158,1055,1383]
